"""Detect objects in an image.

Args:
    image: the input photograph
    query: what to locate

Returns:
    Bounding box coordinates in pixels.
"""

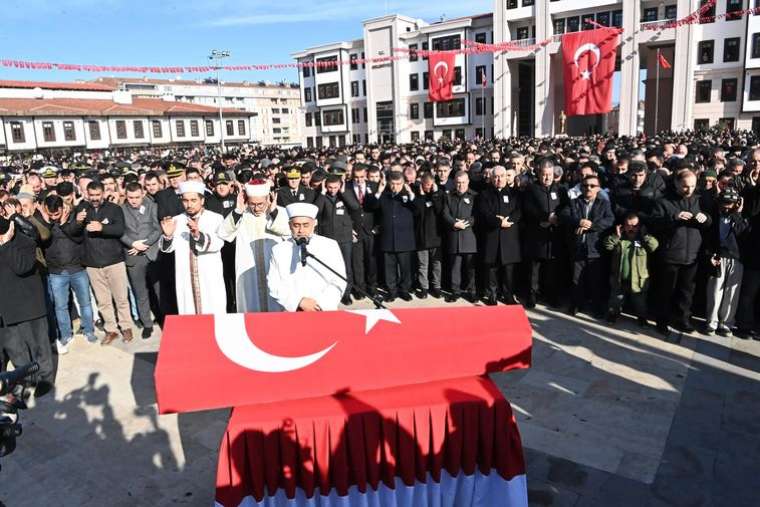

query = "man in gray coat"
[121,182,162,339]
[442,171,478,303]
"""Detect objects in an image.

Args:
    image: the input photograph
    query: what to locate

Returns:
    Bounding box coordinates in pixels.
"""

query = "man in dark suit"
[559,174,615,317]
[152,162,185,317]
[365,172,417,302]
[342,164,379,299]
[477,166,522,306]
[205,172,238,312]
[414,172,445,299]
[315,174,356,305]
[442,171,478,302]
[277,167,316,207]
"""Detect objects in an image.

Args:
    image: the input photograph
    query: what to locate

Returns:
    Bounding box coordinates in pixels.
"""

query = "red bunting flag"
[428,52,456,102]
[561,27,620,116]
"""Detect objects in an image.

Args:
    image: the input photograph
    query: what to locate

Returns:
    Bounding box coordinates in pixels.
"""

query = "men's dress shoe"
[341,295,353,306]
[678,322,695,334]
[502,295,519,306]
[524,295,536,309]
[122,329,134,343]
[385,295,397,303]
[567,306,577,317]
[637,317,648,328]
[465,293,479,303]
[656,323,671,336]
[485,296,498,306]
[418,290,428,300]
[101,332,119,346]
[735,328,756,339]
[445,293,460,303]
[716,327,732,338]
[606,311,618,324]
[399,292,413,302]
[430,288,442,299]
[142,327,153,340]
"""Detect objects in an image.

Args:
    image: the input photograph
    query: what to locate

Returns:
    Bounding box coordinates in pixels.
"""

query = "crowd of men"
[1,129,759,396]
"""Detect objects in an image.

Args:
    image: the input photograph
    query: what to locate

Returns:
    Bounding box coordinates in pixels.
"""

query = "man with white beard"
[218,181,290,312]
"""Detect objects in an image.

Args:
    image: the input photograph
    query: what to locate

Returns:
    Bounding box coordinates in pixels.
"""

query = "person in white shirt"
[267,203,346,312]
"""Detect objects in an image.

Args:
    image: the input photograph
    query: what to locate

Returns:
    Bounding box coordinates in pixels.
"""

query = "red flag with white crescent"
[428,52,456,102]
[561,27,620,116]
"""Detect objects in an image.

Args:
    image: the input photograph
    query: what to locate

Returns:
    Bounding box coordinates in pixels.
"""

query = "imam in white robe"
[267,235,347,312]
[217,206,290,312]
[159,210,227,315]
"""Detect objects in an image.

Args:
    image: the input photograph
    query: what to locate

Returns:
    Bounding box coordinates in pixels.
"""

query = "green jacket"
[604,233,659,293]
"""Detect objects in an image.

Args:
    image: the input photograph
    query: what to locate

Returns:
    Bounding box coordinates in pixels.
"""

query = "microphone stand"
[302,247,387,309]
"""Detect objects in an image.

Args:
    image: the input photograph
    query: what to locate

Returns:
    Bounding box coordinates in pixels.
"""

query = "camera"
[0,362,39,471]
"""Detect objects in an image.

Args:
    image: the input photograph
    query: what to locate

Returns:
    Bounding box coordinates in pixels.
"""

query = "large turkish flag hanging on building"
[561,27,620,116]
[428,52,456,102]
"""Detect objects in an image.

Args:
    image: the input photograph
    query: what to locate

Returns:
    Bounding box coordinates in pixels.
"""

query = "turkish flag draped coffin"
[154,306,532,414]
[561,27,620,116]
[428,51,456,102]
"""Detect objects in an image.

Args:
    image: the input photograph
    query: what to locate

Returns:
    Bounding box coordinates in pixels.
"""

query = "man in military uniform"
[277,167,316,207]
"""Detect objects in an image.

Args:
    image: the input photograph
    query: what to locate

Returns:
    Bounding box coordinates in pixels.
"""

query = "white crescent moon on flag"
[573,43,601,80]
[214,313,336,373]
[433,61,449,83]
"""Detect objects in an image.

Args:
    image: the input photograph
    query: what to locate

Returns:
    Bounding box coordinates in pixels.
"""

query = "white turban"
[178,181,206,195]
[286,203,318,220]
[244,183,270,197]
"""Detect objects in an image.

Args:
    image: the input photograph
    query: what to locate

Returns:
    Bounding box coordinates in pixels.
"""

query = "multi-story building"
[0,80,256,153]
[93,77,303,146]
[293,0,760,145]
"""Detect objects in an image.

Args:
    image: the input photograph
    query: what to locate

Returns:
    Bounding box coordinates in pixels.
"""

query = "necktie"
[358,185,365,205]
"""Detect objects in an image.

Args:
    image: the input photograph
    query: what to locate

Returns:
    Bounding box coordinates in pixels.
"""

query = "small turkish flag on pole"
[428,52,456,102]
[658,51,672,69]
[561,27,620,116]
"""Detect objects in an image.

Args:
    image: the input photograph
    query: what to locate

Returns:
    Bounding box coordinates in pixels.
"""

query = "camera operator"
[0,216,55,398]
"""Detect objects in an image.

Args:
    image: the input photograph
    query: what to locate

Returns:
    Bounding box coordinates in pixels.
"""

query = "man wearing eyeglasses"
[559,174,614,318]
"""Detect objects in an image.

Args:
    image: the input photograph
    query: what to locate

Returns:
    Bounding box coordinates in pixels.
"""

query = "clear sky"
[1,0,493,84]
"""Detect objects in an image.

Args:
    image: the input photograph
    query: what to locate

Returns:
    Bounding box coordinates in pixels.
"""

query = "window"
[455,128,465,140]
[206,120,214,136]
[152,120,162,138]
[507,0,518,8]
[115,120,128,140]
[753,117,760,134]
[362,80,367,96]
[226,120,234,136]
[596,11,610,26]
[475,32,487,44]
[303,66,311,78]
[304,88,312,102]
[726,0,743,20]
[476,65,487,85]
[476,128,484,138]
[696,80,712,103]
[410,73,419,91]
[409,44,418,62]
[724,38,740,62]
[307,137,314,148]
[361,52,366,68]
[454,67,462,86]
[698,40,714,64]
[316,56,338,73]
[476,97,485,115]
[350,54,358,70]
[42,121,56,142]
[318,82,340,100]
[424,130,433,140]
[694,119,710,130]
[422,42,429,61]
[719,117,735,130]
[88,121,101,141]
[323,109,344,126]
[752,34,760,58]
[612,10,623,27]
[238,120,246,136]
[352,108,360,123]
[305,112,313,127]
[442,129,452,139]
[665,5,678,20]
[567,16,580,32]
[699,0,715,23]
[10,122,24,143]
[423,72,429,90]
[553,18,565,35]
[273,128,282,134]
[410,103,420,120]
[63,121,75,141]
[750,76,760,100]
[643,7,658,22]
[431,35,461,51]
[411,131,420,142]
[175,120,185,138]
[134,120,145,139]
[436,98,466,118]
[363,107,368,122]
[516,26,530,40]
[721,78,738,102]
[282,108,289,114]
[316,136,323,148]
[523,0,534,5]
[423,102,433,119]
[272,108,280,114]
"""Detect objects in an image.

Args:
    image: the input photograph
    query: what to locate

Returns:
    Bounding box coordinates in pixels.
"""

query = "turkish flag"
[561,27,620,116]
[428,52,456,102]
[658,51,672,69]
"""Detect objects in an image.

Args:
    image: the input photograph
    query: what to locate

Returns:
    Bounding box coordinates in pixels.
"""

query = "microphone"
[0,362,39,396]
[296,237,309,266]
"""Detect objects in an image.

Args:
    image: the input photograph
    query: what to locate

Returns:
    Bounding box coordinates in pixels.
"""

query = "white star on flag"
[346,309,401,334]
[580,70,591,80]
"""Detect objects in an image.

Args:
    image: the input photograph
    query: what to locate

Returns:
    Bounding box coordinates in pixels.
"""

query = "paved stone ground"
[1,298,759,507]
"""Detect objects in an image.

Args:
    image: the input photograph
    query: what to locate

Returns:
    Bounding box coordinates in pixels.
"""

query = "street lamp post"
[208,49,231,153]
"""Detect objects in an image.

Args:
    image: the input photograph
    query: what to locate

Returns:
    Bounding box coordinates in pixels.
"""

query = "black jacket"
[741,183,760,269]
[154,187,184,220]
[206,192,237,217]
[0,233,47,326]
[41,216,85,274]
[315,192,356,244]
[276,185,316,207]
[611,180,662,225]
[521,182,566,260]
[477,186,522,265]
[81,201,126,268]
[651,192,712,265]
[703,210,748,261]
[559,197,615,259]
[342,181,379,237]
[365,190,418,253]
[442,190,478,254]
[414,188,446,250]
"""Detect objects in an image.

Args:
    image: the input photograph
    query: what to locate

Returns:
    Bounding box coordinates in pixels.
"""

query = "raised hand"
[160,216,176,238]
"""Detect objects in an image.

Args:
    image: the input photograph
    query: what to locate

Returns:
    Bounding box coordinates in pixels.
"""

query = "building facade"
[293,0,760,145]
[0,81,256,153]
[93,77,303,146]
